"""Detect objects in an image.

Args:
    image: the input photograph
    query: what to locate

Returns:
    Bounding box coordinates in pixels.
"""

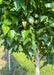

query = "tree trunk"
[8,51,11,71]
[35,50,40,75]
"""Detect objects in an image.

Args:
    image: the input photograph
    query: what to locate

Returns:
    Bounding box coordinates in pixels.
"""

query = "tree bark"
[35,50,40,75]
[8,51,11,71]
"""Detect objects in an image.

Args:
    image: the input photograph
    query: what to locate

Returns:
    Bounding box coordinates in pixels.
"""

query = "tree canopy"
[0,0,54,58]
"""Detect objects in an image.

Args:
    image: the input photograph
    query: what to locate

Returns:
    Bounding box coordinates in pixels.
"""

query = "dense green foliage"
[0,0,54,61]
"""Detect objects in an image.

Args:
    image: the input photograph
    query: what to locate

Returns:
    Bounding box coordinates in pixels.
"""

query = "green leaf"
[50,36,53,42]
[45,3,54,8]
[47,42,53,49]
[27,16,34,25]
[36,27,46,34]
[3,19,12,25]
[0,0,3,4]
[14,34,18,41]
[40,16,48,22]
[13,0,21,10]
[28,50,33,57]
[13,0,26,11]
[2,25,9,36]
[8,30,16,40]
[19,45,23,51]
[34,14,39,18]
[35,20,38,24]
[11,16,18,25]
[45,3,51,8]
[14,45,18,51]
[6,38,12,46]
[28,8,33,13]
[39,34,49,42]
[31,33,37,53]
[20,2,26,10]
[50,23,54,27]
[30,0,36,8]
[3,1,10,5]
[23,37,31,45]
[23,9,27,16]
[21,30,29,40]
[51,47,54,53]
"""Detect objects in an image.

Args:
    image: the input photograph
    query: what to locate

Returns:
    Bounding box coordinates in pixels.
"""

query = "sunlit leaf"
[8,30,16,40]
[2,25,9,35]
[27,16,34,25]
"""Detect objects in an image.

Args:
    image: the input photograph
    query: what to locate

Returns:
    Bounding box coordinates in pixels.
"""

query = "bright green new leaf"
[0,0,3,4]
[3,19,12,25]
[2,25,9,36]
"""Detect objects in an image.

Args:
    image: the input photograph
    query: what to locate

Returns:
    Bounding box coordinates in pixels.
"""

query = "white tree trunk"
[35,50,40,75]
[6,49,7,56]
[8,51,11,71]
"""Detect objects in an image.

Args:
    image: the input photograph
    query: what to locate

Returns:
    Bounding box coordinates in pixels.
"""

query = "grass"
[40,60,54,75]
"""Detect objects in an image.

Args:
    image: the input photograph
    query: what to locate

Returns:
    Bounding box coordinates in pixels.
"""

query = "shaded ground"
[0,47,26,75]
[0,46,7,75]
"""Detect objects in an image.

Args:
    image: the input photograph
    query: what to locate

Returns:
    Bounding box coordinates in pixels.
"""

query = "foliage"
[0,0,54,61]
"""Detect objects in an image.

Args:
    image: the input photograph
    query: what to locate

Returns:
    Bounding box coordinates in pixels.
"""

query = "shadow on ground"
[0,46,7,75]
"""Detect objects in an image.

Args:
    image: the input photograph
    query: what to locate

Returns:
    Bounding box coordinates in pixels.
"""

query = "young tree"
[0,0,54,75]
